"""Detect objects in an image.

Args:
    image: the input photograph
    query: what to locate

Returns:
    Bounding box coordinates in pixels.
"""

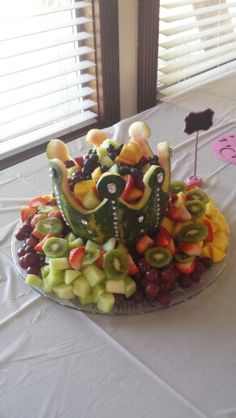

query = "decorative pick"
[184,108,214,187]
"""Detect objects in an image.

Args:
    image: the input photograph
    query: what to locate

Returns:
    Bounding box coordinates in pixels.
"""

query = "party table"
[1,70,236,418]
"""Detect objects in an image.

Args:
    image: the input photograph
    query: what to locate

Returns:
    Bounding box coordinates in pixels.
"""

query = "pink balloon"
[211,133,236,165]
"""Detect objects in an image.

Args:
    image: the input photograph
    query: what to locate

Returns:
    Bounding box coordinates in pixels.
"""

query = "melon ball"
[86,129,107,147]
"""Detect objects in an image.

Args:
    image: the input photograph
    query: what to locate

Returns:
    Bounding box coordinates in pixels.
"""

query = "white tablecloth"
[1,71,236,418]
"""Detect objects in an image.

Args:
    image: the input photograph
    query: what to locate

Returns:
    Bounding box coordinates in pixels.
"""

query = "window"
[0,0,120,168]
[158,0,236,96]
[137,0,236,109]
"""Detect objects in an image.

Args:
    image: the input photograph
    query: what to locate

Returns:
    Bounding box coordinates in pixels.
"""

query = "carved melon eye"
[97,173,126,199]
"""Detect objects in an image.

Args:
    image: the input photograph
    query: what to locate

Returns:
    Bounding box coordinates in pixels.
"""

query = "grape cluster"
[15,224,45,275]
[128,255,213,306]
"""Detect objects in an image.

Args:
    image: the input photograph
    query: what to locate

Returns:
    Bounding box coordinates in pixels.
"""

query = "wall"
[118,0,138,119]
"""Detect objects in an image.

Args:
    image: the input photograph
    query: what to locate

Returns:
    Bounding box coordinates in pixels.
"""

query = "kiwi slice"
[43,237,68,258]
[38,205,59,214]
[185,200,205,218]
[170,180,186,194]
[174,253,194,264]
[103,249,129,280]
[145,246,172,268]
[178,222,208,243]
[186,188,208,203]
[81,249,100,267]
[36,218,63,236]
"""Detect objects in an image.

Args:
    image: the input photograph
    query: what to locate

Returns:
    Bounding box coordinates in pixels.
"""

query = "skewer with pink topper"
[184,108,214,187]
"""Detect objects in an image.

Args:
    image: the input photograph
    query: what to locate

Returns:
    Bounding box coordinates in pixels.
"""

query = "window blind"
[0,0,97,158]
[158,0,236,96]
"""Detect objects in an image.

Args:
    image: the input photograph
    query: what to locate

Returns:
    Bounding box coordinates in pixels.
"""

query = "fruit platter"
[12,122,230,314]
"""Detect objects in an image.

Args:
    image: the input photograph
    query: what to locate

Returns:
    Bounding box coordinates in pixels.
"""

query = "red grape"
[24,253,41,268]
[25,236,38,248]
[19,256,27,269]
[146,268,159,282]
[190,271,201,282]
[17,246,26,257]
[138,258,151,273]
[178,275,192,288]
[27,266,41,275]
[145,282,160,298]
[159,268,176,284]
[15,222,33,241]
[201,257,213,269]
[158,290,172,305]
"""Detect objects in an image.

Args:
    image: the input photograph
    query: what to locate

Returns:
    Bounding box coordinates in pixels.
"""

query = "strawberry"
[121,175,134,201]
[168,205,192,222]
[34,234,53,253]
[175,259,196,274]
[31,228,45,240]
[74,157,84,167]
[202,220,213,243]
[20,206,37,222]
[29,197,49,208]
[48,210,63,220]
[155,226,171,247]
[69,247,86,270]
[178,242,202,256]
[167,238,176,255]
[136,235,154,254]
[127,254,139,275]
[96,249,106,268]
[30,213,47,228]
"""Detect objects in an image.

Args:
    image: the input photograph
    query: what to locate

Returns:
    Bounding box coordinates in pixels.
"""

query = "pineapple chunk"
[205,201,217,217]
[201,244,212,259]
[211,231,228,252]
[160,216,174,233]
[211,246,226,262]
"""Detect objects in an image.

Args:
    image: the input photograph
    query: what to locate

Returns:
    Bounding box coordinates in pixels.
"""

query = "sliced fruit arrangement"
[15,177,229,313]
[48,122,163,212]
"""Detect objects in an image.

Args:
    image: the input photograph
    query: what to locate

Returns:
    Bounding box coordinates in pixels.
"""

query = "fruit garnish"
[69,247,86,270]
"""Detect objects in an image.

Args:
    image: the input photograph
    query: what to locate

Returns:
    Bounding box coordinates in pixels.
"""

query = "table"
[1,70,236,418]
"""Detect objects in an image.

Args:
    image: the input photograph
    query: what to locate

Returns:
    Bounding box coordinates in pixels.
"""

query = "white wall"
[118,0,138,119]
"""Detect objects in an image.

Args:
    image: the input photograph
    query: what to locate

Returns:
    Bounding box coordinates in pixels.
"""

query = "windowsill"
[0,118,97,170]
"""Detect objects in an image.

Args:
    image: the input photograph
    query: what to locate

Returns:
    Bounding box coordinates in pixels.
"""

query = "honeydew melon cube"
[43,277,53,293]
[102,237,116,251]
[65,232,77,242]
[92,284,106,302]
[82,190,101,210]
[78,293,94,305]
[49,257,70,271]
[68,238,84,250]
[41,264,50,278]
[73,275,91,297]
[53,284,74,299]
[82,264,106,287]
[64,269,81,284]
[102,139,119,150]
[85,240,100,252]
[105,279,126,294]
[97,145,108,162]
[97,292,115,313]
[25,274,43,288]
[124,276,137,298]
[100,155,114,168]
[47,269,64,287]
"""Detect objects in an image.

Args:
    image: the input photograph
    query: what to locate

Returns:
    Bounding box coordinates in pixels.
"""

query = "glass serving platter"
[11,224,229,315]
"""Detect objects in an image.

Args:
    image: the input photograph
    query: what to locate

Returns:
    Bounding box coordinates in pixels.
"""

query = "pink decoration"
[211,133,236,164]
